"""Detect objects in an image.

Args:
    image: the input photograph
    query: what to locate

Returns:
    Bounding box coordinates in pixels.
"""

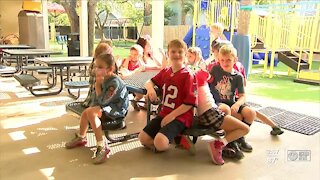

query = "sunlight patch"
[8,131,27,141]
[39,167,55,180]
[22,147,40,155]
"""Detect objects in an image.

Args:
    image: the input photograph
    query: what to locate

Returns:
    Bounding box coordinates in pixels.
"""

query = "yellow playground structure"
[249,1,320,85]
[192,0,320,85]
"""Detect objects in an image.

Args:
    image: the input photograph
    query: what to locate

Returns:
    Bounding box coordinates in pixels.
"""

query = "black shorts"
[220,101,247,114]
[143,116,186,143]
[198,107,225,129]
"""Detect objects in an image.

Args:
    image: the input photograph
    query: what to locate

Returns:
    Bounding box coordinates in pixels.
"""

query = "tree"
[88,0,97,56]
[142,0,176,25]
[95,0,112,40]
[55,0,79,33]
[238,0,252,35]
[53,0,96,56]
[181,0,194,25]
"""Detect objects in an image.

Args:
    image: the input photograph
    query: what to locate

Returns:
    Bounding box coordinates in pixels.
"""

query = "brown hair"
[136,37,148,50]
[95,53,118,74]
[167,39,187,51]
[219,44,237,58]
[94,40,112,58]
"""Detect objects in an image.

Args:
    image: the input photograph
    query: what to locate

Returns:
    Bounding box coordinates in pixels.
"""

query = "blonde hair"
[219,44,237,59]
[187,47,203,62]
[211,23,224,34]
[168,39,187,51]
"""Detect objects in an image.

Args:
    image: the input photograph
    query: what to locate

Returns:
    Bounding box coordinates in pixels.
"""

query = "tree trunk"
[144,0,152,25]
[88,0,97,56]
[181,0,186,25]
[237,0,252,35]
[61,0,79,33]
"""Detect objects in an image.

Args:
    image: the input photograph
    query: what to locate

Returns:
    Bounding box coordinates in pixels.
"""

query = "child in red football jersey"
[139,39,197,152]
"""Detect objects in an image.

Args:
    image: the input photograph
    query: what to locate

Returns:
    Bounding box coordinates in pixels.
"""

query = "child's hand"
[161,114,174,127]
[95,68,106,84]
[146,88,158,103]
[231,103,240,114]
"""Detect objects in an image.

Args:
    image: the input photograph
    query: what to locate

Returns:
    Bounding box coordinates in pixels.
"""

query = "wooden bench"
[64,81,90,99]
[14,74,41,88]
[66,101,137,144]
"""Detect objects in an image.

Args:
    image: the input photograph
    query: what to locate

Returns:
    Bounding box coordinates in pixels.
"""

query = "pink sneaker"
[65,133,87,149]
[208,140,225,165]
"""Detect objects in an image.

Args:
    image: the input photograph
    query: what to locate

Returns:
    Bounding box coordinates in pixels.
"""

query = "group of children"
[65,24,283,165]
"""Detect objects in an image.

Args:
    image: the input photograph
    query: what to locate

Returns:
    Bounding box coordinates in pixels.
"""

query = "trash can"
[18,10,45,48]
[67,33,80,56]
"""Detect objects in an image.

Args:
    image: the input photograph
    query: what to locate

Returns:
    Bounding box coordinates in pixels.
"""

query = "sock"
[97,140,104,147]
[220,138,228,146]
[242,120,252,127]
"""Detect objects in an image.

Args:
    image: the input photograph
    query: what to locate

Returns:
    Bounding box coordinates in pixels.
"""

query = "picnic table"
[2,49,62,74]
[0,45,35,76]
[14,56,92,97]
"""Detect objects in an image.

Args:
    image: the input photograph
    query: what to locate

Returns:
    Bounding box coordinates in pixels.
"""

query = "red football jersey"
[151,67,197,128]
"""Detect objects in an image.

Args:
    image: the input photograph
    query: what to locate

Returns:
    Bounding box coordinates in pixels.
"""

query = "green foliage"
[182,0,194,15]
[116,1,144,25]
[49,13,70,26]
[143,0,176,25]
[164,1,176,25]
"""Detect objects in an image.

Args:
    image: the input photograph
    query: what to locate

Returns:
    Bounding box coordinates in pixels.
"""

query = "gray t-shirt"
[209,65,244,105]
[91,75,129,119]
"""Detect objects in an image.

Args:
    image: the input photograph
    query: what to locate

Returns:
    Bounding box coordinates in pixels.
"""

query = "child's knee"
[219,104,231,115]
[242,107,256,122]
[242,123,250,134]
[154,133,170,151]
[138,131,149,144]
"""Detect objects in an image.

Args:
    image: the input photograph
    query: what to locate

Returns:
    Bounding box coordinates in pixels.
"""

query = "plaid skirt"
[198,107,225,129]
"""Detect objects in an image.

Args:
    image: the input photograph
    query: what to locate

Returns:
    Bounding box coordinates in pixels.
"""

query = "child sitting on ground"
[186,47,249,165]
[139,39,197,152]
[65,53,129,165]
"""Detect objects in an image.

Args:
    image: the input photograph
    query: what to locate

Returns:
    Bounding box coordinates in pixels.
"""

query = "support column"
[41,0,49,49]
[80,0,89,56]
[151,0,164,60]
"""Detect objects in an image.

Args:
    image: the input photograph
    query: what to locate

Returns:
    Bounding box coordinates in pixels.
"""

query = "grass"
[48,40,320,103]
[248,62,320,103]
[49,40,131,59]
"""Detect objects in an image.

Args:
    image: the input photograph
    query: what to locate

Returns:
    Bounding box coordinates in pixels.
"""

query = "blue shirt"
[91,75,129,120]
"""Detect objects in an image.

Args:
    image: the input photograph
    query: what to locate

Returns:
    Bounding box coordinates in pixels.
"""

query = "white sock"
[97,140,104,147]
[77,133,85,138]
[220,138,228,146]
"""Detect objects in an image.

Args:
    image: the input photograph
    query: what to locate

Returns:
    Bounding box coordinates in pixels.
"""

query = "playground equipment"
[183,0,240,60]
[248,1,320,85]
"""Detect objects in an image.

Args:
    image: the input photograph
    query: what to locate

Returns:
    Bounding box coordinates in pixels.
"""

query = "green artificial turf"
[248,62,320,103]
